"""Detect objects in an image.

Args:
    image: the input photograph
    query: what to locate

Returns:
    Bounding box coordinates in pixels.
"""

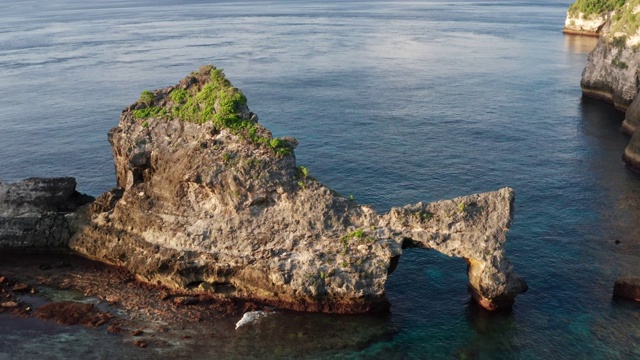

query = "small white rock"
[235,310,270,330]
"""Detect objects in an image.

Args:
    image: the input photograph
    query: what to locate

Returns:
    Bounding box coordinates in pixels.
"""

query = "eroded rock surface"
[581,1,640,111]
[622,92,640,135]
[0,177,93,248]
[69,65,527,313]
[623,121,640,171]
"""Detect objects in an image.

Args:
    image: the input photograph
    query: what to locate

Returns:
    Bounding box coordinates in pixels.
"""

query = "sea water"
[1,0,639,358]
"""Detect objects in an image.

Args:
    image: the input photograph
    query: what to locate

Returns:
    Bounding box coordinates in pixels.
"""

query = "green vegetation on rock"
[612,58,629,68]
[609,0,640,38]
[133,106,167,119]
[139,90,155,104]
[169,88,189,104]
[568,0,626,16]
[132,66,292,156]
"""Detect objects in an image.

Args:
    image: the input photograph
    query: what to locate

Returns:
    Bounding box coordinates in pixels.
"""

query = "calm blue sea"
[1,0,639,358]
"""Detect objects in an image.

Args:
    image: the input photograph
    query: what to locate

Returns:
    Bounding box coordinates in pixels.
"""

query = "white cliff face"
[68,66,527,313]
[581,2,640,111]
[563,11,610,35]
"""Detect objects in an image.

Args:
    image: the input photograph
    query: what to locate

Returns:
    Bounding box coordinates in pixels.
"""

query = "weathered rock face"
[622,91,640,135]
[0,177,93,248]
[69,65,527,313]
[623,120,640,171]
[563,11,610,36]
[581,2,640,111]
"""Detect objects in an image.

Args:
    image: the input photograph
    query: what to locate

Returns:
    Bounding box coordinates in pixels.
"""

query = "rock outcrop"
[623,117,640,170]
[613,277,640,301]
[563,11,610,36]
[69,65,527,313]
[574,1,640,171]
[580,1,640,111]
[0,177,93,248]
[622,91,640,135]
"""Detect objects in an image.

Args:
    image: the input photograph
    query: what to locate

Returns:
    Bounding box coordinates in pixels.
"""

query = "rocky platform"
[62,65,527,312]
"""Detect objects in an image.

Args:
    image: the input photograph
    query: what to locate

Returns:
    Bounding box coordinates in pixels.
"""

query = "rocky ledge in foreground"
[66,65,527,313]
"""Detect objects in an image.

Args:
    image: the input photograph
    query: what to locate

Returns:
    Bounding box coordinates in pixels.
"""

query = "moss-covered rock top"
[130,65,292,156]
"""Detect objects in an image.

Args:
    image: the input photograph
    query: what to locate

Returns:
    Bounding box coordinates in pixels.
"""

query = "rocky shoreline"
[0,250,269,352]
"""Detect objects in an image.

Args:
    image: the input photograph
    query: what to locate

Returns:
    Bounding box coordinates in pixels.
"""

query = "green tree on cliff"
[569,0,626,16]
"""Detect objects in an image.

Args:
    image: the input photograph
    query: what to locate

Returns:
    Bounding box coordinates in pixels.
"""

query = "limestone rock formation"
[623,91,640,172]
[623,120,640,170]
[68,66,527,313]
[563,11,610,36]
[613,277,640,301]
[581,1,640,111]
[0,177,93,248]
[622,91,640,135]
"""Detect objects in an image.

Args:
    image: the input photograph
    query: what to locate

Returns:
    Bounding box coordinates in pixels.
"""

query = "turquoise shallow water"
[1,0,640,358]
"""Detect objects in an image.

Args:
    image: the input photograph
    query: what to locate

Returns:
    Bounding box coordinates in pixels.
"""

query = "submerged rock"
[33,301,111,327]
[68,65,527,313]
[0,177,94,248]
[613,277,640,301]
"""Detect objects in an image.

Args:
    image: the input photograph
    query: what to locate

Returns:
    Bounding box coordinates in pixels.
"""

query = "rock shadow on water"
[456,301,519,359]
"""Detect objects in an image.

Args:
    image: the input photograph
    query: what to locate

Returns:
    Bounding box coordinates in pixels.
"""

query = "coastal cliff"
[580,0,640,111]
[66,65,527,313]
[571,1,640,171]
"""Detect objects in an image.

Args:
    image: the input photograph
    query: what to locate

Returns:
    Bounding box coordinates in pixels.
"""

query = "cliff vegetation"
[608,0,640,39]
[569,0,626,16]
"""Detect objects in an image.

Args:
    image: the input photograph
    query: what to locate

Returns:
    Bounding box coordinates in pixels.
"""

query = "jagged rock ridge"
[68,65,527,313]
